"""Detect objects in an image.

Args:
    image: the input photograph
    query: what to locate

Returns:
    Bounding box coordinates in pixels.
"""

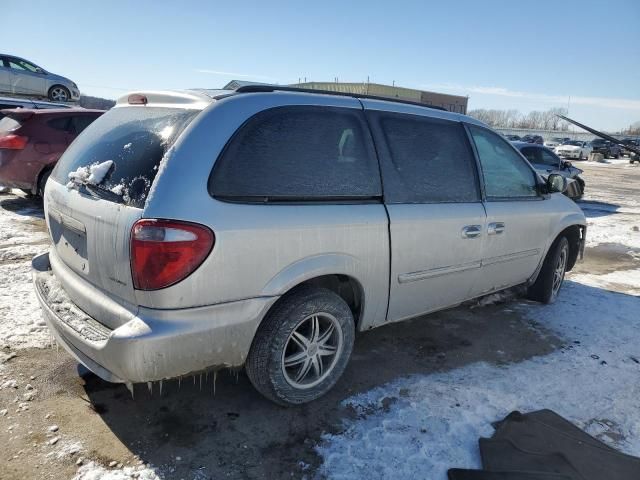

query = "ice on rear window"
[66,160,114,188]
[52,107,198,208]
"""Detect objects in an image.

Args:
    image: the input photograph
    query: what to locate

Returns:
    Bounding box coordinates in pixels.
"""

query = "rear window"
[209,106,381,201]
[52,107,198,208]
[0,116,22,132]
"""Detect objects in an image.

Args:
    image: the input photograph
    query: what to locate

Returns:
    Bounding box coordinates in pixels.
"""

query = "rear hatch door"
[46,105,199,327]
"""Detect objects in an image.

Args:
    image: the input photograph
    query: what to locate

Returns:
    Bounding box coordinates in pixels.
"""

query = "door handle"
[461,225,482,239]
[488,222,505,235]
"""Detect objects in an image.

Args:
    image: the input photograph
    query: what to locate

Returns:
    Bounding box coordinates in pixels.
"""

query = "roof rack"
[234,85,448,112]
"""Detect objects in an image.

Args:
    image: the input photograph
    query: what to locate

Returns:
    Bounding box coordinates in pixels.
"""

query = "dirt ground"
[1,159,638,480]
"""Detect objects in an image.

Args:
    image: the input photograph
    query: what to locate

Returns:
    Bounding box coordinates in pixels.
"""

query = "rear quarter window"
[52,107,198,208]
[209,106,382,201]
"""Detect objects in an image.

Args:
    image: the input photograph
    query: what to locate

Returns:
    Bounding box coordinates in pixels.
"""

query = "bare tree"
[623,121,640,135]
[468,107,570,131]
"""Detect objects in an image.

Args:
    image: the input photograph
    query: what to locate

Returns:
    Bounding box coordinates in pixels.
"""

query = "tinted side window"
[469,126,538,199]
[541,149,560,167]
[210,106,381,200]
[70,115,99,135]
[369,111,479,203]
[520,147,540,165]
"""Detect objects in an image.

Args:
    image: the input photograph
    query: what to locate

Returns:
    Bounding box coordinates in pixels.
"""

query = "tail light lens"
[130,219,214,290]
[0,134,28,150]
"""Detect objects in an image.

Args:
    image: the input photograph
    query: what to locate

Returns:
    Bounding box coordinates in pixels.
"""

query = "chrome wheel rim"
[281,313,343,389]
[552,244,568,298]
[51,87,68,101]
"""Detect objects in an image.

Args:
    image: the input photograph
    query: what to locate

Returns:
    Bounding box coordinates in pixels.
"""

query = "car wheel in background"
[527,236,569,304]
[48,85,70,102]
[246,287,355,406]
[37,168,52,197]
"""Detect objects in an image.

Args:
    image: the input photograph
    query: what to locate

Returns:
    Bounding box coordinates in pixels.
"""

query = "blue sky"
[3,0,639,130]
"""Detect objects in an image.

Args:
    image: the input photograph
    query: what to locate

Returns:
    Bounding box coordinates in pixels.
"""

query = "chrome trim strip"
[482,248,540,267]
[398,261,482,284]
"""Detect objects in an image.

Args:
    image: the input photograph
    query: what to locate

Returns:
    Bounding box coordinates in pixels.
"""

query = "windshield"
[52,106,199,208]
[591,139,606,145]
[566,141,582,146]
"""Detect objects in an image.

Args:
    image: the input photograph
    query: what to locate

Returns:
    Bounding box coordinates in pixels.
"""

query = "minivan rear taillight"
[0,134,28,150]
[130,219,214,290]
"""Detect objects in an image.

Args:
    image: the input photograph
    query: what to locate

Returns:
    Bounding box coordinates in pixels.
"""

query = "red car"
[0,108,104,195]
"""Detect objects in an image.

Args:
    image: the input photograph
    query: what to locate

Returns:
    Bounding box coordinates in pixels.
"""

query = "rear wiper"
[83,184,124,202]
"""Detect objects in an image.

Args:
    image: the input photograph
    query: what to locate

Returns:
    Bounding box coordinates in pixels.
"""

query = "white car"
[555,141,592,160]
[544,137,569,150]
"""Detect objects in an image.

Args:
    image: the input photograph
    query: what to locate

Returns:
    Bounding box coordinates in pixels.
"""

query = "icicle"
[125,382,134,399]
[199,374,202,391]
[213,371,217,396]
[147,382,152,395]
[159,380,163,397]
[235,370,239,384]
[193,375,196,386]
[178,376,181,389]
[205,372,208,382]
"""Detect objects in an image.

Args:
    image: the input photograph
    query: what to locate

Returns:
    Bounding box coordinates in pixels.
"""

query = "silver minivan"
[32,87,586,405]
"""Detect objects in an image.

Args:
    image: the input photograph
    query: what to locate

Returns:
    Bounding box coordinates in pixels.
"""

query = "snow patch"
[316,280,640,479]
[73,461,161,480]
[584,214,640,249]
[67,160,114,188]
[570,269,640,295]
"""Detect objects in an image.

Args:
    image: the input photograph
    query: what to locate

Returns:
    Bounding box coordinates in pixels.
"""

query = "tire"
[246,287,355,406]
[527,236,570,304]
[37,168,52,197]
[575,178,585,200]
[578,151,584,160]
[48,85,70,102]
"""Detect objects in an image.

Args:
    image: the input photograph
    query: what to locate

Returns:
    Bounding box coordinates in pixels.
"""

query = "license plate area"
[49,208,89,274]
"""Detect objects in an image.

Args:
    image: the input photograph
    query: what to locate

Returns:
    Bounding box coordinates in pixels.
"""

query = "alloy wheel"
[50,87,69,102]
[552,244,568,299]
[281,313,343,389]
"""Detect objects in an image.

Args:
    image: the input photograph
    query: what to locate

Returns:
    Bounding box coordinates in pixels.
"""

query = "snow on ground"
[72,461,161,480]
[571,269,640,296]
[583,213,640,249]
[0,193,50,350]
[318,284,640,479]
[317,170,640,479]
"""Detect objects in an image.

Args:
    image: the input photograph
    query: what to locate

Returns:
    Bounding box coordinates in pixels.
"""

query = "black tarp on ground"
[448,410,640,480]
[448,469,572,479]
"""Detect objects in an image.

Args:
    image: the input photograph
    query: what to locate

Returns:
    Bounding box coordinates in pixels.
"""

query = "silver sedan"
[0,54,80,102]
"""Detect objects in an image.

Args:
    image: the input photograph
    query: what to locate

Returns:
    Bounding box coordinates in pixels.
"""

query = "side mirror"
[547,173,567,193]
[35,67,45,74]
[562,160,572,168]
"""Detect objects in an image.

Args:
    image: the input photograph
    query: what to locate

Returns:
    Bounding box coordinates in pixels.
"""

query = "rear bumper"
[32,252,278,383]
